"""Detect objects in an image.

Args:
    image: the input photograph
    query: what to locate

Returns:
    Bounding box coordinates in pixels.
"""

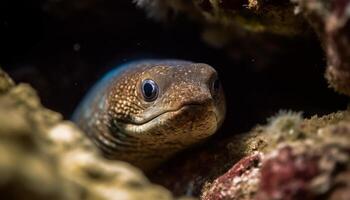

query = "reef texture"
[133,0,310,67]
[0,68,184,200]
[135,0,350,96]
[295,0,350,96]
[1,63,350,199]
[149,110,350,199]
[201,111,350,200]
[3,0,350,199]
[134,0,307,36]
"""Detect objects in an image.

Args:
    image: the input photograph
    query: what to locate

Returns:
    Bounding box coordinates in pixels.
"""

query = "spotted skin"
[72,60,226,170]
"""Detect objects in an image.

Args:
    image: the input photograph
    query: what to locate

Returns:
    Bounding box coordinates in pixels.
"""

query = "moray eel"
[72,59,226,170]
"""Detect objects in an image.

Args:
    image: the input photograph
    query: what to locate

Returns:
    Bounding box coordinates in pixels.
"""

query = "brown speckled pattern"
[73,60,226,170]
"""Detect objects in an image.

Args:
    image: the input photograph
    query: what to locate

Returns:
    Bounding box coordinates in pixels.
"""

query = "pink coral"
[202,152,262,200]
[256,146,319,200]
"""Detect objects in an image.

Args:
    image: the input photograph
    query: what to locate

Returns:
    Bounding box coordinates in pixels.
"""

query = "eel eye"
[141,79,158,102]
[211,77,220,97]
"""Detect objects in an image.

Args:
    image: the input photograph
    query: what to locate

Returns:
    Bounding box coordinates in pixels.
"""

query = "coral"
[133,0,307,36]
[201,152,262,200]
[201,110,350,200]
[133,1,313,69]
[257,146,320,200]
[4,0,350,199]
[149,126,268,197]
[0,68,182,200]
[0,68,14,94]
[135,0,350,96]
[293,0,350,96]
[266,110,304,141]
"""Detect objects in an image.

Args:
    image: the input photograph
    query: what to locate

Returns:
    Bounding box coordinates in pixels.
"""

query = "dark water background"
[1,0,348,136]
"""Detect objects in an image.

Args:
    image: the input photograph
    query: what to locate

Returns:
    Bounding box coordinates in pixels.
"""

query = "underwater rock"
[294,0,350,96]
[135,0,350,96]
[0,68,181,200]
[150,126,267,197]
[201,152,262,200]
[201,111,350,200]
[1,63,350,199]
[0,68,15,94]
[133,1,311,71]
[133,0,307,36]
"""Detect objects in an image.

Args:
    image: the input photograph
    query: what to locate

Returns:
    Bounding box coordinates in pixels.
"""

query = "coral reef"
[2,0,350,199]
[2,64,349,199]
[201,152,262,200]
[0,69,14,93]
[201,111,350,200]
[295,0,350,96]
[149,126,267,196]
[133,0,311,68]
[133,0,307,36]
[0,68,183,200]
[134,0,350,96]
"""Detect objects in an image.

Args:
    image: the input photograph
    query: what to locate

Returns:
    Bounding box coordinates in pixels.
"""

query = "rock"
[294,0,350,96]
[133,0,312,68]
[201,152,262,200]
[0,68,15,93]
[201,111,350,200]
[133,0,307,36]
[0,68,182,200]
[135,0,350,97]
[149,125,267,197]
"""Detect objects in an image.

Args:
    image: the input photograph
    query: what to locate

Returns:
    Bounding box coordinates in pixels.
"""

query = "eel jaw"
[117,104,219,139]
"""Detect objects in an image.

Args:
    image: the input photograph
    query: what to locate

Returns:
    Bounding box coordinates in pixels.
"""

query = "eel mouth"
[118,103,216,126]
[115,103,219,138]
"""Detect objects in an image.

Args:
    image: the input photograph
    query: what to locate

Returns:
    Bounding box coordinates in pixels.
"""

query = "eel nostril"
[210,77,220,98]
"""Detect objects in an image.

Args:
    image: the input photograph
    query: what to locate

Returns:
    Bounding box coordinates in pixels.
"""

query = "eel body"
[72,59,226,170]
